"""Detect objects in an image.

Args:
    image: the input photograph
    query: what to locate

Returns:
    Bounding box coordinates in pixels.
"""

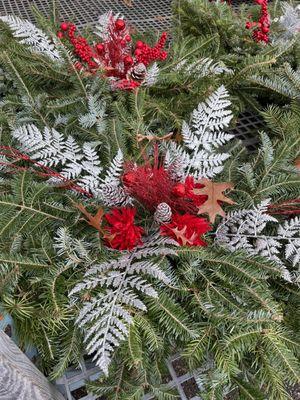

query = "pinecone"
[98,185,130,207]
[129,63,147,82]
[154,203,172,224]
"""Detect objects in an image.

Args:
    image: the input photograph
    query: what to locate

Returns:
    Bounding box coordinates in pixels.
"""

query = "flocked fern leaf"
[165,86,233,179]
[12,124,103,192]
[93,149,132,206]
[276,2,300,40]
[174,58,233,78]
[215,200,300,282]
[70,235,178,375]
[94,11,122,41]
[0,15,61,61]
[143,63,160,87]
[79,94,106,134]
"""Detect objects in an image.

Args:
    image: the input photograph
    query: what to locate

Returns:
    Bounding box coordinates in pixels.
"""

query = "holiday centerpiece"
[0,2,299,399]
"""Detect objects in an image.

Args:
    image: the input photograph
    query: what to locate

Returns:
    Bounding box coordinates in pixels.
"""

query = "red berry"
[120,39,127,47]
[60,22,69,31]
[135,40,144,49]
[135,49,142,57]
[262,26,269,33]
[172,183,186,197]
[160,51,168,60]
[57,31,64,39]
[124,55,134,65]
[96,43,105,54]
[125,35,131,42]
[115,19,126,31]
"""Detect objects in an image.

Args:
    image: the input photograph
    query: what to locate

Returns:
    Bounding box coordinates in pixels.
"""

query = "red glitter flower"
[123,157,207,214]
[160,213,210,247]
[104,207,144,251]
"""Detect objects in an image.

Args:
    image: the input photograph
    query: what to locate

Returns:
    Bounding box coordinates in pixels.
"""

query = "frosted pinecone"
[154,203,172,224]
[96,185,130,206]
[130,63,147,82]
[168,159,186,182]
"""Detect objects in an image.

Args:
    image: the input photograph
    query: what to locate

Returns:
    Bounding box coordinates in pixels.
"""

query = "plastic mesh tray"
[55,354,204,400]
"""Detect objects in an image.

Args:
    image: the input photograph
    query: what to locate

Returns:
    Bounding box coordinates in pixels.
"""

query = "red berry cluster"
[246,0,270,43]
[57,22,98,70]
[57,15,168,89]
[134,32,168,66]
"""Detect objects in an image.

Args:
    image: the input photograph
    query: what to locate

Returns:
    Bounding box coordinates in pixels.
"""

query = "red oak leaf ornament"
[160,213,211,247]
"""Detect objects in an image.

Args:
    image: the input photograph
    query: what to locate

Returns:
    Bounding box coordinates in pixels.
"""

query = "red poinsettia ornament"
[160,213,211,247]
[104,207,144,251]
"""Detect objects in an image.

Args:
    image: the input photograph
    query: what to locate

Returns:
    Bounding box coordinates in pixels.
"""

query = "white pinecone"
[154,203,172,224]
[97,185,130,206]
[130,63,147,82]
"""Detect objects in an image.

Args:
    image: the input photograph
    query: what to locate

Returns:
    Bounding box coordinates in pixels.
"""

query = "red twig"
[0,146,93,198]
[268,199,300,215]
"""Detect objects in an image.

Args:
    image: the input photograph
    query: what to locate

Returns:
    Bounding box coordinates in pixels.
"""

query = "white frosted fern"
[93,149,131,206]
[54,227,91,266]
[143,63,160,87]
[12,124,103,192]
[79,95,106,134]
[70,235,178,375]
[94,11,122,41]
[174,58,233,77]
[166,86,233,179]
[0,15,61,61]
[276,2,300,40]
[278,217,300,267]
[215,200,300,282]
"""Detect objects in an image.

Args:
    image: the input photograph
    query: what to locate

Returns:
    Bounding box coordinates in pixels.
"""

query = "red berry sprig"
[134,32,168,66]
[246,0,270,43]
[56,15,168,89]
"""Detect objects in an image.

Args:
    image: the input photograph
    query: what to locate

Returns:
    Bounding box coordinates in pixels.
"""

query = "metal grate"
[0,0,173,31]
[229,111,264,151]
[55,354,204,400]
[0,1,255,31]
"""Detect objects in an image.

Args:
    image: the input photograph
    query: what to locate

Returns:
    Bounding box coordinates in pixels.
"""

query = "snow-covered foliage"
[94,11,122,41]
[215,200,300,282]
[165,86,233,179]
[12,124,103,192]
[94,149,132,206]
[174,58,233,77]
[143,62,160,86]
[70,235,178,375]
[79,94,107,134]
[276,2,300,40]
[0,15,61,61]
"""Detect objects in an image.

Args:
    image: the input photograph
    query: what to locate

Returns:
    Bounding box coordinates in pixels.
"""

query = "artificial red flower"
[104,207,144,251]
[183,176,207,207]
[160,213,210,247]
[123,158,207,214]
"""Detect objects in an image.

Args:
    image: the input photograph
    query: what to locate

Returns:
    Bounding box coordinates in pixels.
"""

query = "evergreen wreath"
[0,2,299,399]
